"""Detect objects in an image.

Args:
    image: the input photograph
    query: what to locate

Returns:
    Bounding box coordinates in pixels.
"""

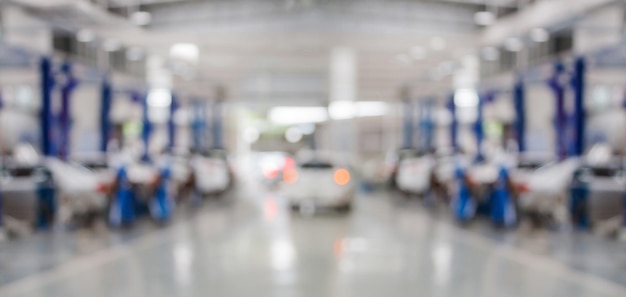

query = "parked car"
[517,158,582,226]
[191,149,233,195]
[394,154,435,195]
[0,161,50,234]
[281,158,355,212]
[46,158,109,226]
[570,163,626,229]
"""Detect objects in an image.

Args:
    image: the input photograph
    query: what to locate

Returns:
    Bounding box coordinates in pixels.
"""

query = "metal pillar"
[513,77,526,153]
[168,93,179,151]
[402,99,414,148]
[548,62,567,160]
[100,77,112,153]
[572,57,586,156]
[212,100,223,148]
[59,62,78,161]
[447,93,458,151]
[40,57,54,156]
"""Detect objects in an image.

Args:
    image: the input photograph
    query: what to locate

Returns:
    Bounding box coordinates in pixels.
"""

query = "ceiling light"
[329,101,357,120]
[430,37,446,51]
[131,11,152,26]
[356,101,389,117]
[103,39,121,52]
[147,88,172,107]
[76,29,94,43]
[504,37,523,52]
[126,47,144,61]
[454,89,479,108]
[530,28,550,43]
[268,107,328,125]
[170,43,199,62]
[410,46,426,60]
[481,47,500,61]
[474,11,495,26]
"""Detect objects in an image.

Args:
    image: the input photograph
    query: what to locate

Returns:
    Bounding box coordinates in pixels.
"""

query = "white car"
[517,158,582,225]
[45,158,109,225]
[192,149,232,195]
[281,159,355,212]
[395,154,435,195]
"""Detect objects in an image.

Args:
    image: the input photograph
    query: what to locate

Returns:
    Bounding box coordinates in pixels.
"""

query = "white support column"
[329,47,357,158]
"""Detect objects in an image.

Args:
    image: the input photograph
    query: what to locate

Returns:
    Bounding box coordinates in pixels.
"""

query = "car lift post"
[59,61,78,161]
[548,61,568,160]
[419,99,435,152]
[40,57,54,156]
[513,76,526,153]
[572,57,586,156]
[100,76,112,153]
[137,91,151,162]
[447,93,458,151]
[167,93,179,152]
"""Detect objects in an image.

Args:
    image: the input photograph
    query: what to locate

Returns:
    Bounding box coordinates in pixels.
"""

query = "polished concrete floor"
[1,180,626,297]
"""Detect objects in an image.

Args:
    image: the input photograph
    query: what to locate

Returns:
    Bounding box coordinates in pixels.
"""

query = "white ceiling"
[12,0,490,106]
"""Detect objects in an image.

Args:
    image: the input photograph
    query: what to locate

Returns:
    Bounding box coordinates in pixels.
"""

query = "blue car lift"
[447,93,458,151]
[58,62,79,161]
[100,76,112,153]
[419,99,435,152]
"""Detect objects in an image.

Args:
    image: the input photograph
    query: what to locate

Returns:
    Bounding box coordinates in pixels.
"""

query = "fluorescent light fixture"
[530,28,550,43]
[430,37,446,51]
[454,89,479,108]
[131,11,152,26]
[474,11,495,26]
[504,37,523,52]
[329,101,357,120]
[268,106,328,125]
[356,101,389,117]
[170,43,199,62]
[76,29,94,43]
[103,39,121,52]
[126,47,144,61]
[481,46,500,61]
[285,127,303,143]
[147,88,172,107]
[410,46,426,60]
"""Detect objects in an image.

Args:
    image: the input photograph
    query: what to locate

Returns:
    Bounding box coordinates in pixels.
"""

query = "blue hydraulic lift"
[100,76,112,153]
[168,93,179,151]
[447,93,458,151]
[418,99,436,152]
[58,62,79,161]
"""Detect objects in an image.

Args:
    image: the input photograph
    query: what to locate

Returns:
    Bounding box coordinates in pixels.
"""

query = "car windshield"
[581,166,622,178]
[517,161,546,170]
[300,162,333,169]
[82,162,108,170]
[2,166,39,177]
